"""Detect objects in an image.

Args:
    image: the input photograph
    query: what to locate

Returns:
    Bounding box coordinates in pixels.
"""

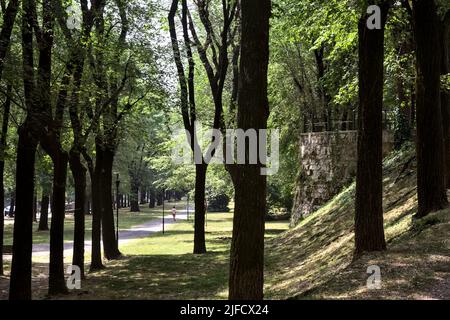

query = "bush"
[207,194,230,212]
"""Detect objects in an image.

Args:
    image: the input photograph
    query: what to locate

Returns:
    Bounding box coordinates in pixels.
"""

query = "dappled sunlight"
[265,146,450,299]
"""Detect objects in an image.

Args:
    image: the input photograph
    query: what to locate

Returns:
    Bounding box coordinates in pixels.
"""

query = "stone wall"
[290,131,357,226]
[290,130,393,227]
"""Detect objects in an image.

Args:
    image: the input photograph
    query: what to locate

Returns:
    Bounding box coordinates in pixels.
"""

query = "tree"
[187,0,238,253]
[168,0,209,253]
[0,0,20,278]
[52,0,96,278]
[354,1,389,256]
[439,9,450,187]
[413,0,448,218]
[9,0,43,300]
[36,152,52,231]
[128,145,145,212]
[0,84,11,275]
[228,0,271,300]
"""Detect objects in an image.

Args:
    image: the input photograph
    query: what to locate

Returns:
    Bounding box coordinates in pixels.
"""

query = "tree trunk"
[32,190,37,222]
[130,181,140,212]
[0,83,11,275]
[100,147,121,260]
[354,4,389,256]
[157,191,162,206]
[413,0,448,218]
[440,13,450,188]
[193,164,207,254]
[8,192,14,217]
[90,161,104,271]
[228,0,270,300]
[149,189,155,208]
[38,193,50,231]
[48,151,69,295]
[9,124,38,300]
[69,150,87,278]
[140,190,147,204]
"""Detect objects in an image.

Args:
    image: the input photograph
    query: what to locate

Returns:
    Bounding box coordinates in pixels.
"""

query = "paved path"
[30,210,189,257]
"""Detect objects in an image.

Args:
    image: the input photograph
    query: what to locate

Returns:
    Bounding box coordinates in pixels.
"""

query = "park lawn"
[2,202,180,248]
[57,212,289,300]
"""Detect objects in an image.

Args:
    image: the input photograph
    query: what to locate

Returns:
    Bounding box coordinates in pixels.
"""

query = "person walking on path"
[171,206,177,221]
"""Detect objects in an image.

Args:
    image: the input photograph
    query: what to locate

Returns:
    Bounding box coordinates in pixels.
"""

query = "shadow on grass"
[84,253,229,300]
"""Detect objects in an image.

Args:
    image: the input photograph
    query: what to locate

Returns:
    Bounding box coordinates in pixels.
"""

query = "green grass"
[4,145,447,300]
[63,212,289,300]
[0,204,289,300]
[264,144,450,300]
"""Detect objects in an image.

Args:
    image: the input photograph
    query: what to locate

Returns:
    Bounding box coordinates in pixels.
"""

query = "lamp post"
[162,190,165,234]
[115,173,120,246]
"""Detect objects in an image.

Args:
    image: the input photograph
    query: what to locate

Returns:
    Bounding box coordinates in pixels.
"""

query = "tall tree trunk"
[130,180,140,212]
[48,151,69,295]
[156,191,162,206]
[413,0,448,218]
[90,162,104,271]
[354,4,389,256]
[0,83,11,275]
[440,13,450,188]
[228,0,270,300]
[100,147,121,260]
[9,0,40,299]
[38,193,50,231]
[149,189,155,208]
[0,0,20,77]
[8,191,14,217]
[9,124,38,300]
[140,190,147,204]
[33,190,37,222]
[69,150,87,278]
[193,164,207,254]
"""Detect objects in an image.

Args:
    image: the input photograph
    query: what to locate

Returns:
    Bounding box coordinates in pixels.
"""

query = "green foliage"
[207,194,230,212]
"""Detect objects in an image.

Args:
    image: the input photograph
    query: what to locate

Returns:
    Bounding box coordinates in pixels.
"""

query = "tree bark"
[38,193,50,231]
[193,164,207,254]
[140,190,147,204]
[0,84,11,275]
[440,12,450,188]
[69,150,87,278]
[354,4,389,256]
[90,150,104,271]
[9,0,40,299]
[130,181,140,212]
[413,0,448,218]
[0,0,20,77]
[228,0,270,300]
[156,191,162,206]
[32,190,37,222]
[100,146,121,260]
[9,124,38,300]
[47,151,69,295]
[8,193,14,217]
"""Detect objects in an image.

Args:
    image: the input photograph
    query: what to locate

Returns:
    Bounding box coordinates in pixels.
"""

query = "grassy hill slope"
[265,144,450,299]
